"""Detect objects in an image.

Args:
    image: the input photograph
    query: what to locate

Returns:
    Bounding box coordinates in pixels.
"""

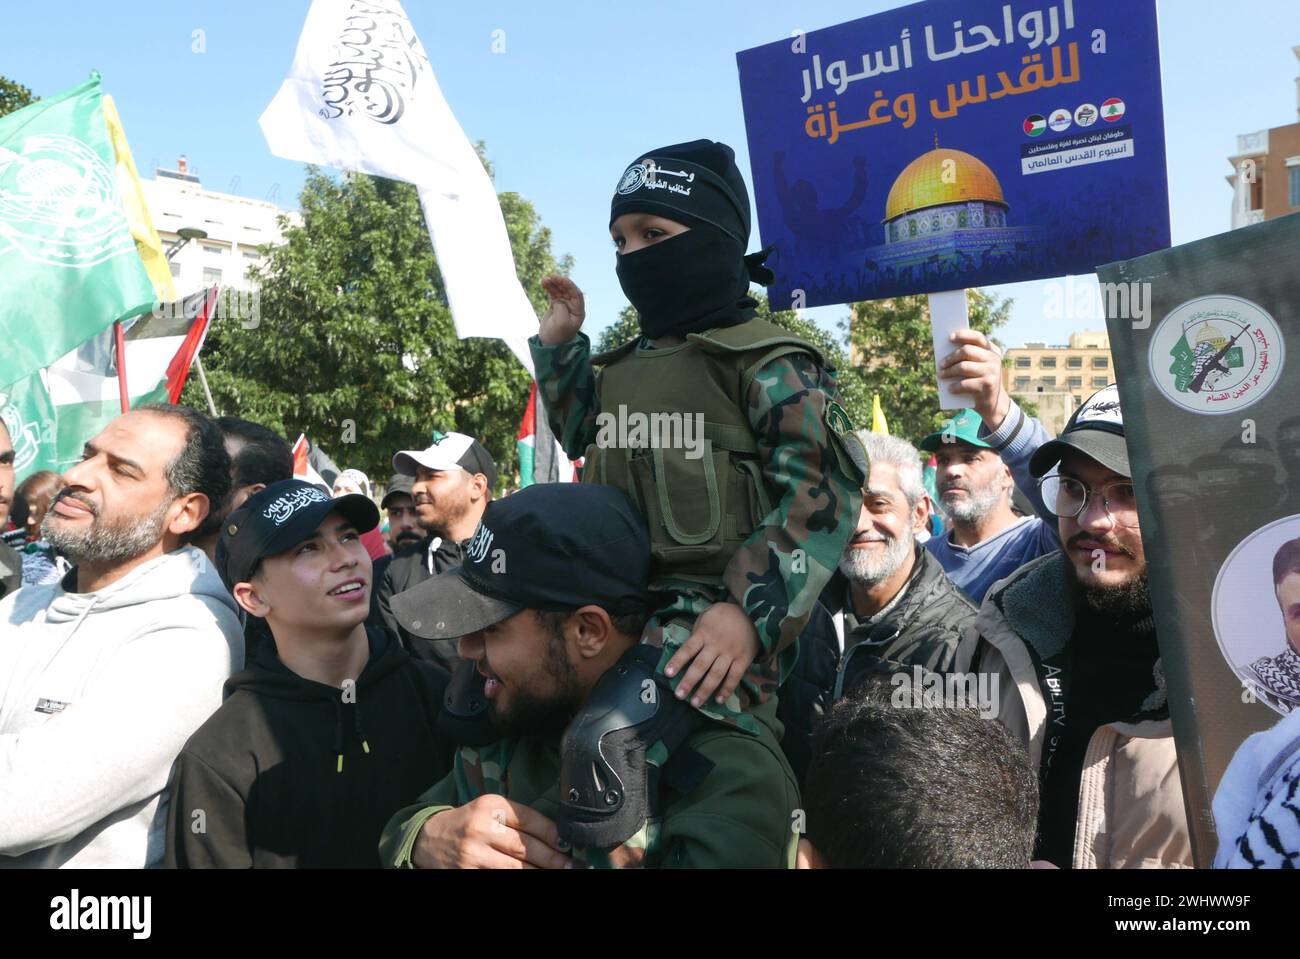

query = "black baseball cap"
[380,473,414,509]
[391,483,652,641]
[217,479,380,590]
[1029,385,1130,479]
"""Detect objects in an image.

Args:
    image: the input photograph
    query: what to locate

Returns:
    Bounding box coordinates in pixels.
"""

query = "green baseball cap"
[918,409,993,452]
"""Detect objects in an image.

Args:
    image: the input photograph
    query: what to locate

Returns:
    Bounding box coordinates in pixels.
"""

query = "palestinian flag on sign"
[1023,114,1046,137]
[1,287,217,480]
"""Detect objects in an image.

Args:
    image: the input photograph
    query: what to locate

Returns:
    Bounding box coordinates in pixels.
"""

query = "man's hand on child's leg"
[663,602,761,708]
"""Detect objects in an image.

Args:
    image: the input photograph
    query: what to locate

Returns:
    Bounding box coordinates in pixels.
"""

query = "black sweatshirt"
[164,627,454,868]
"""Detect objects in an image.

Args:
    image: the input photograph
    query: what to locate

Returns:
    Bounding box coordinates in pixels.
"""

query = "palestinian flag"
[516,379,579,487]
[291,434,331,490]
[517,380,539,488]
[2,287,216,479]
[1101,97,1126,122]
[1023,114,1046,137]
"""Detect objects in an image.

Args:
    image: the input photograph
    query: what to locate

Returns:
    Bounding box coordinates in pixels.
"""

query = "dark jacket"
[778,543,977,783]
[164,627,454,868]
[376,534,464,671]
[0,540,21,599]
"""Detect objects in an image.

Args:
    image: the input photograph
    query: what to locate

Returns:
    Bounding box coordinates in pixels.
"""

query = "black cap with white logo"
[1029,385,1130,479]
[217,479,380,590]
[391,483,652,641]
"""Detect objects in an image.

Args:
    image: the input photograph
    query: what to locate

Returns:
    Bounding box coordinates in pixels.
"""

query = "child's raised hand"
[539,275,586,345]
[664,602,761,709]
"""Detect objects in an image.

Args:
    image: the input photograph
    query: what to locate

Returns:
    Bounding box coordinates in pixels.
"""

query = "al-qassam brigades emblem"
[0,133,136,270]
[0,391,43,474]
[1148,294,1284,415]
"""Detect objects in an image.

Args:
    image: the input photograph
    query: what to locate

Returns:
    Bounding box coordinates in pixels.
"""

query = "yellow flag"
[103,95,176,303]
[871,394,890,434]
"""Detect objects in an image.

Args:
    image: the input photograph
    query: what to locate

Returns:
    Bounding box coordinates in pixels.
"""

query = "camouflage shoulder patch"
[825,400,853,436]
[825,402,868,484]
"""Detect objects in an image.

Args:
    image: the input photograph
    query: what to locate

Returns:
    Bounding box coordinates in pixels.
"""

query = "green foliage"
[0,75,36,119]
[594,293,871,429]
[181,157,570,490]
[842,289,1012,444]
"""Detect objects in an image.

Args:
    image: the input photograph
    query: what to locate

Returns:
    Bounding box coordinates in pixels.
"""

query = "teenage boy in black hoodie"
[164,479,454,868]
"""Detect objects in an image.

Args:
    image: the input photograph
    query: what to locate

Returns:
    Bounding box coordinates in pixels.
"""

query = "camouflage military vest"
[584,317,828,586]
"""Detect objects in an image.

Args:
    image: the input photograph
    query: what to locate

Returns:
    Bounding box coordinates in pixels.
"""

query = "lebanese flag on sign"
[1101,98,1126,122]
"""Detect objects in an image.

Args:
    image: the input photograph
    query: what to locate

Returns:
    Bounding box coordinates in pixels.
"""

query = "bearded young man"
[375,432,496,671]
[0,405,243,868]
[954,387,1192,869]
[378,483,799,869]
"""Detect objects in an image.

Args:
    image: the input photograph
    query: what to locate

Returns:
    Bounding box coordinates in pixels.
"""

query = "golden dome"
[884,148,1006,221]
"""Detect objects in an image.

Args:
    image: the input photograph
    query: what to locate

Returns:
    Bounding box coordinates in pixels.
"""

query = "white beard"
[839,531,914,587]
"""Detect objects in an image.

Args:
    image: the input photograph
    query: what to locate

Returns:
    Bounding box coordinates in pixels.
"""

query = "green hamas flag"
[0,371,58,477]
[0,73,155,387]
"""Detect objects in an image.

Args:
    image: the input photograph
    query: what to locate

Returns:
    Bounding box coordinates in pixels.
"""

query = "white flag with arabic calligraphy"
[259,0,536,372]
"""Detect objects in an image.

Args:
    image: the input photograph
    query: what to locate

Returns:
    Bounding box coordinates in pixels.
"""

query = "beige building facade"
[1003,330,1115,412]
[1228,46,1300,229]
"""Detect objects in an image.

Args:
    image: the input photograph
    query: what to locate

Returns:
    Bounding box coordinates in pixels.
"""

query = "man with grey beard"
[926,330,1062,603]
[0,405,243,868]
[778,431,976,782]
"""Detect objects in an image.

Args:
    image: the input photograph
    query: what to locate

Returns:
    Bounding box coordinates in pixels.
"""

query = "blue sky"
[3,0,1298,348]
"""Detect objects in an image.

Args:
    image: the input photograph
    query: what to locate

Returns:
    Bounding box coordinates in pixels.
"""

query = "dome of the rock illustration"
[882,147,1010,244]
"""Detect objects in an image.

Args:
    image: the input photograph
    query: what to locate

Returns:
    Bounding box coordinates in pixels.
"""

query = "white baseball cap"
[392,432,498,487]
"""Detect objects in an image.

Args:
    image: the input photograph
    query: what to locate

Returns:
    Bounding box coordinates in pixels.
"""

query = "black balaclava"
[609,139,774,340]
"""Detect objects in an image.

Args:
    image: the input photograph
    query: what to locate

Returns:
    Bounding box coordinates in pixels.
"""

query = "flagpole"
[194,355,219,417]
[113,321,129,413]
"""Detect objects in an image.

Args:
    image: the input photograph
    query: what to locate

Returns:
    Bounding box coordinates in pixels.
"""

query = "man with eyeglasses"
[954,386,1192,869]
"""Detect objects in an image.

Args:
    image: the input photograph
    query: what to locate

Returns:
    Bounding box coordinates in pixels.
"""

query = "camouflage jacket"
[378,716,800,869]
[529,331,863,673]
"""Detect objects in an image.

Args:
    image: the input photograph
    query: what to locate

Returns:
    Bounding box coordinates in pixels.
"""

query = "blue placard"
[736,0,1170,309]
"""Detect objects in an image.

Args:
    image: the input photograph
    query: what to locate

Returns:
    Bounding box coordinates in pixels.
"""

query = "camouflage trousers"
[641,583,785,739]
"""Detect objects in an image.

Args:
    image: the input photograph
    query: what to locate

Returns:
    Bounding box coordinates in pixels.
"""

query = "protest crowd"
[5,0,1300,885]
[2,130,1296,874]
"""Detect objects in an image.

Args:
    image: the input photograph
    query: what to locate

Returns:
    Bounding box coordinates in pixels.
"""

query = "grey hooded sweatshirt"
[0,547,243,868]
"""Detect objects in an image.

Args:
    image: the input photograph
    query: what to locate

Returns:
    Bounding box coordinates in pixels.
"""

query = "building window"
[1014,377,1031,390]
[1040,357,1057,369]
[203,267,223,285]
[1015,356,1031,368]
[1092,357,1108,369]
[1092,376,1108,388]
[202,244,223,255]
[169,261,181,278]
[1291,166,1300,208]
[1066,356,1082,368]
[243,250,260,260]
[1041,376,1056,386]
[1068,377,1082,389]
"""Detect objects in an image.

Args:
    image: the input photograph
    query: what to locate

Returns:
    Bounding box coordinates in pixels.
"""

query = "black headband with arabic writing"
[609,156,749,246]
[609,156,776,284]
